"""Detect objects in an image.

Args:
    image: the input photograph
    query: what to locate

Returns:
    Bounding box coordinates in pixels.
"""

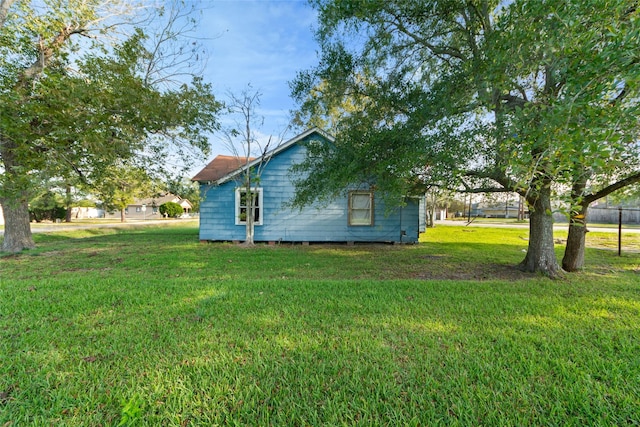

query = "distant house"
[192,128,424,243]
[70,206,101,219]
[104,194,192,220]
[481,205,523,219]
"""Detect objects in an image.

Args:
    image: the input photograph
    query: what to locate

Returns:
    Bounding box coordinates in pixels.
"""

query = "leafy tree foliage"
[166,177,201,212]
[292,79,362,134]
[0,0,222,252]
[93,165,154,223]
[291,0,640,276]
[159,201,183,218]
[28,190,66,223]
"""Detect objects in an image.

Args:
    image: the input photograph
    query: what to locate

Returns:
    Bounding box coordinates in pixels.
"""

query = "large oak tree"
[0,0,221,252]
[291,0,639,276]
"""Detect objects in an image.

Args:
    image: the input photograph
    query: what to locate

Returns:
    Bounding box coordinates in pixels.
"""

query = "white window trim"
[348,190,374,226]
[235,187,263,226]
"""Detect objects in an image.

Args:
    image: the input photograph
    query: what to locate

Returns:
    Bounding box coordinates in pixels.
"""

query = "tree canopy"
[0,0,222,252]
[291,0,640,276]
[92,163,153,223]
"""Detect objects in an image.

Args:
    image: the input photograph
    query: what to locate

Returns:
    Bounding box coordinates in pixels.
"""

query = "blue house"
[192,128,423,243]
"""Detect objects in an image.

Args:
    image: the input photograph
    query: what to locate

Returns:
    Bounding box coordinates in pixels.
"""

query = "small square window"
[349,191,373,226]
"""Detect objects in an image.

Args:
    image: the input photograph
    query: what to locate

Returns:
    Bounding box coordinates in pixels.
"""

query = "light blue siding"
[198,132,420,243]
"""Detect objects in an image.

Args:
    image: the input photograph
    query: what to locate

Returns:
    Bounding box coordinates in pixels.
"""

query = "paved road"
[436,219,640,234]
[0,219,198,236]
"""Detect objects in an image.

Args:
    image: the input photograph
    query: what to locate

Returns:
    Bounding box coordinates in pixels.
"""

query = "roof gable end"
[192,127,334,185]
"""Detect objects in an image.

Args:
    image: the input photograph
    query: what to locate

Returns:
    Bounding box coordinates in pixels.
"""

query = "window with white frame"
[348,190,374,226]
[235,187,263,225]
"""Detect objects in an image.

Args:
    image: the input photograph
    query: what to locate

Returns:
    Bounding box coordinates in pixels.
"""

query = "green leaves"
[0,0,222,220]
[293,0,640,205]
[92,164,152,214]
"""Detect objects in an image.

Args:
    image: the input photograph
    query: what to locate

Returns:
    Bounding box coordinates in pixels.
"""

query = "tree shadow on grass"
[414,259,534,281]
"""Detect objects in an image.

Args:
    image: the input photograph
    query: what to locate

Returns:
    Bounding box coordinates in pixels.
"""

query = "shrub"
[30,206,66,222]
[29,190,66,222]
[159,202,183,218]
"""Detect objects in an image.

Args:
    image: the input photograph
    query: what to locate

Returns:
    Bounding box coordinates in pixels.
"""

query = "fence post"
[618,207,622,257]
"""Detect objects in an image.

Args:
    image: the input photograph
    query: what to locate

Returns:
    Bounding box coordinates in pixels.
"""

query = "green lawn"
[1,224,639,426]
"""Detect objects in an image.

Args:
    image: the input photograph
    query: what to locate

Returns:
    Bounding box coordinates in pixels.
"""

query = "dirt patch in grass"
[414,261,533,281]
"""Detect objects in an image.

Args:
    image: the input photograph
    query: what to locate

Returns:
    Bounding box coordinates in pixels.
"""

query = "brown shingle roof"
[191,155,254,182]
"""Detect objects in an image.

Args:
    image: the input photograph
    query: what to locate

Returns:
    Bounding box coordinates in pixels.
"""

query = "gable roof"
[191,127,334,185]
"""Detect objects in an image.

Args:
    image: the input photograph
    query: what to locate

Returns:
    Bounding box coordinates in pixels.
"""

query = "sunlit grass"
[1,224,639,425]
[586,231,640,251]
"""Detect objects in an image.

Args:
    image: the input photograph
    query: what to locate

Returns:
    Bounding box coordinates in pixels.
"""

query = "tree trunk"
[429,202,436,227]
[120,208,126,223]
[243,171,255,246]
[1,197,35,252]
[244,191,255,246]
[518,196,525,221]
[65,184,72,223]
[562,204,588,272]
[245,214,255,245]
[1,136,36,252]
[519,187,561,277]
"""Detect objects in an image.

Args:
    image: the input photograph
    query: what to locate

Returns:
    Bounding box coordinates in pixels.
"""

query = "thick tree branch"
[463,169,523,196]
[500,93,528,109]
[583,171,640,205]
[388,13,467,61]
[20,25,87,85]
[461,186,513,194]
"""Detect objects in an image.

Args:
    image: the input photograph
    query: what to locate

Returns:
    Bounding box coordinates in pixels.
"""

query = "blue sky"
[193,0,319,166]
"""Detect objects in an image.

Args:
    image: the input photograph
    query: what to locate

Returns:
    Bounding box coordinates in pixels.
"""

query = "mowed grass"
[1,224,639,426]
